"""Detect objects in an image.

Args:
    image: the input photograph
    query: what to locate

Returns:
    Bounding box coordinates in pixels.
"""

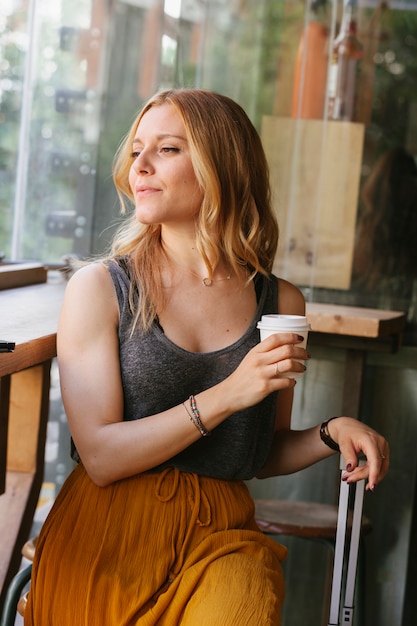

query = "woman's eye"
[130,146,179,159]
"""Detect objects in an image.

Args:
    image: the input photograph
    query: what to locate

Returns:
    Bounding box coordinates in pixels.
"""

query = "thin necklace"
[161,242,232,286]
[166,255,231,287]
[201,275,231,287]
[183,266,232,287]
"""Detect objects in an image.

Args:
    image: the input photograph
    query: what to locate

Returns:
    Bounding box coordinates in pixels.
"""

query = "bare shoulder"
[64,262,115,305]
[60,262,118,335]
[277,278,306,316]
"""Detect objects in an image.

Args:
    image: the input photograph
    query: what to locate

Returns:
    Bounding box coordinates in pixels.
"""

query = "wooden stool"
[254,499,372,540]
[21,536,37,563]
[17,537,37,617]
[254,499,372,624]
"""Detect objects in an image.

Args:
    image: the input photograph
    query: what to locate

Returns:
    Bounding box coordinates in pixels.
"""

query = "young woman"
[26,89,389,625]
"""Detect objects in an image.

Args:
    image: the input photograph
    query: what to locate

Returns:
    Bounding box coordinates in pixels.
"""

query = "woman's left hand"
[327,417,389,491]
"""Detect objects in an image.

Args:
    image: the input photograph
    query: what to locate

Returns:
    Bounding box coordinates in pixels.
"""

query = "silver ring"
[380,453,386,460]
[275,362,280,377]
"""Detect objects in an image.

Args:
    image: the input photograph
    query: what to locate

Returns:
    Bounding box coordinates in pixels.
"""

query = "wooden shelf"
[306,302,406,339]
[0,263,47,290]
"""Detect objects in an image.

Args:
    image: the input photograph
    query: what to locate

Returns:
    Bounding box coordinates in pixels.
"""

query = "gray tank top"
[107,259,279,480]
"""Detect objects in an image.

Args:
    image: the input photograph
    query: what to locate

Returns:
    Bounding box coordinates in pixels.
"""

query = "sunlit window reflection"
[161,34,177,66]
[164,0,181,19]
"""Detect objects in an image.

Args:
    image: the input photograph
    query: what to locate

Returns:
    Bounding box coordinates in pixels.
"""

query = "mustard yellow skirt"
[25,465,286,625]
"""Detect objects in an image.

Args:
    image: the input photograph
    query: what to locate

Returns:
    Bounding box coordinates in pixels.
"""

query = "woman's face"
[128,103,203,228]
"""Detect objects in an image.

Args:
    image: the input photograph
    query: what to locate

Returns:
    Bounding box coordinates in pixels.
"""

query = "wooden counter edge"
[0,335,57,377]
[306,303,406,339]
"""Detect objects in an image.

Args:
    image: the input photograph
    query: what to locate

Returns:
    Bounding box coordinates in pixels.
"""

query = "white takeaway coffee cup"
[257,314,311,378]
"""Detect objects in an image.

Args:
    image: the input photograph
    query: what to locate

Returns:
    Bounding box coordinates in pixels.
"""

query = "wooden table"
[0,277,66,608]
[306,302,406,417]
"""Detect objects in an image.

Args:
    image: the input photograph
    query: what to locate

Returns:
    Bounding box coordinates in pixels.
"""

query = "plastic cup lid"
[257,314,310,330]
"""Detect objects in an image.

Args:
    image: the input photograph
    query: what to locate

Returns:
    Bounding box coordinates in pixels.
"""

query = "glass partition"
[1,0,416,343]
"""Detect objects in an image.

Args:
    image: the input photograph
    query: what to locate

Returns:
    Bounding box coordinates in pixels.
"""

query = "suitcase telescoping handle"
[328,456,366,626]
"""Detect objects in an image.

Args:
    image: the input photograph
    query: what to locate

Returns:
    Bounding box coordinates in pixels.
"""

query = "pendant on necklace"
[202,275,231,287]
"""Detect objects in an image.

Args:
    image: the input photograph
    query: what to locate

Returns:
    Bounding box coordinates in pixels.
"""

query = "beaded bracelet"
[183,395,210,437]
[320,417,340,452]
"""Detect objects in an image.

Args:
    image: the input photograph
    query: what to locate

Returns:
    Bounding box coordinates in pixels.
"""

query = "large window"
[1,0,417,343]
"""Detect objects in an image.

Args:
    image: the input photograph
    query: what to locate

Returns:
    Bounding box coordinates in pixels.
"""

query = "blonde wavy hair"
[110,88,279,330]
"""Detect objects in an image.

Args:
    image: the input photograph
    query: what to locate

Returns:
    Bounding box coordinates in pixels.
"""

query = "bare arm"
[58,263,210,486]
[58,265,302,486]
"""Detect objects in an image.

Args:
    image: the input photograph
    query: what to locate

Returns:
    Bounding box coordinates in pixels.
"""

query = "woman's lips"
[135,185,160,197]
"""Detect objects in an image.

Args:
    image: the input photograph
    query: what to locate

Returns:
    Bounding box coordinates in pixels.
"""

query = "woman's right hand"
[221,333,309,414]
